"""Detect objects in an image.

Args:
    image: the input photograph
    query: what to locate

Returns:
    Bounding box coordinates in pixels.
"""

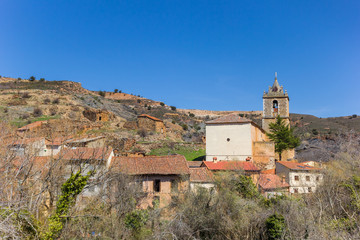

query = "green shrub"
[33,108,42,117]
[98,91,106,97]
[40,78,45,82]
[160,102,165,106]
[114,89,118,93]
[29,76,35,81]
[170,106,176,111]
[265,213,286,240]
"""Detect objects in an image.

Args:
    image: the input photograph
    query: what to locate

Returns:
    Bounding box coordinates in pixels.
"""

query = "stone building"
[257,174,290,198]
[205,114,275,167]
[262,73,294,160]
[262,73,290,132]
[137,114,166,134]
[112,155,190,208]
[275,161,323,194]
[83,109,114,122]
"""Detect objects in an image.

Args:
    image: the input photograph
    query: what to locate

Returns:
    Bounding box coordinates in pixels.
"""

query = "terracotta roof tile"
[277,161,321,171]
[17,121,47,131]
[202,161,260,172]
[187,161,203,168]
[189,168,214,183]
[112,155,190,175]
[261,168,275,174]
[258,174,289,190]
[138,114,163,122]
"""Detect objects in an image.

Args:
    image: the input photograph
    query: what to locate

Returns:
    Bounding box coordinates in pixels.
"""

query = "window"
[153,179,161,192]
[227,138,230,142]
[98,116,102,121]
[171,180,178,193]
[273,100,279,112]
[293,188,298,193]
[306,176,310,181]
[316,176,320,181]
[294,176,299,181]
[308,187,312,193]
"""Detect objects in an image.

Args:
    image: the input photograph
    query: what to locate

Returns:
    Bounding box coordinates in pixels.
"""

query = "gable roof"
[17,121,47,132]
[276,161,321,171]
[112,155,190,175]
[138,114,163,122]
[206,114,252,125]
[58,147,113,161]
[189,168,214,183]
[258,174,289,190]
[187,161,203,168]
[202,161,260,172]
[261,168,275,174]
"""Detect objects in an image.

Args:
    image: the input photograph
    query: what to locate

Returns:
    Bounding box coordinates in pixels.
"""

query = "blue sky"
[0,0,359,117]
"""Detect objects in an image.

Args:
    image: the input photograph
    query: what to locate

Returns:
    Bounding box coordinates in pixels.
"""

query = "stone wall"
[252,141,275,169]
[83,109,114,122]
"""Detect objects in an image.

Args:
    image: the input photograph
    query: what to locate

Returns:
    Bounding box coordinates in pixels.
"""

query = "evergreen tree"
[266,116,300,161]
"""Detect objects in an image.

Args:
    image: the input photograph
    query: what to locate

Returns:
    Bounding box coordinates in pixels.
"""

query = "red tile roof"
[189,168,214,183]
[17,121,46,131]
[58,147,113,161]
[187,161,203,168]
[261,168,275,174]
[112,155,190,175]
[202,161,260,172]
[11,137,44,146]
[258,174,289,190]
[277,161,321,171]
[206,114,252,124]
[138,114,163,122]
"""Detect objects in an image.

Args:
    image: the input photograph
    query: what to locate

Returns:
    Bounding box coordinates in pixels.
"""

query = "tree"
[114,89,119,93]
[266,116,300,161]
[29,76,35,81]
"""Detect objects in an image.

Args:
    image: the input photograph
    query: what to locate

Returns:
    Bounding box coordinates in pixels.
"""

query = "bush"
[170,106,176,111]
[21,113,30,119]
[137,99,141,103]
[352,114,357,118]
[181,124,188,131]
[52,98,60,104]
[114,89,118,93]
[49,107,57,116]
[17,77,22,80]
[160,102,165,106]
[3,107,8,113]
[138,128,147,138]
[189,113,195,118]
[312,128,319,135]
[21,92,31,99]
[44,98,51,104]
[29,76,35,81]
[98,91,106,97]
[33,108,42,117]
[39,78,45,82]
[147,106,151,110]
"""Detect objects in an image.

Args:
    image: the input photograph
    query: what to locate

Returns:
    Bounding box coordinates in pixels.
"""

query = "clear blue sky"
[1,0,359,117]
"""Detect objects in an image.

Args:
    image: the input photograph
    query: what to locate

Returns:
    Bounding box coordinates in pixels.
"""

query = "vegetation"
[170,106,176,111]
[267,116,300,160]
[29,76,36,81]
[150,144,205,161]
[98,90,106,97]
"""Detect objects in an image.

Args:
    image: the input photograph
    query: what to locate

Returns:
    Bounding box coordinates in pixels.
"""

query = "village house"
[83,108,115,122]
[17,121,47,134]
[257,174,290,198]
[137,114,166,134]
[189,167,215,191]
[65,136,106,148]
[201,160,261,182]
[112,155,190,208]
[205,114,275,167]
[58,147,114,196]
[275,161,323,194]
[9,137,48,157]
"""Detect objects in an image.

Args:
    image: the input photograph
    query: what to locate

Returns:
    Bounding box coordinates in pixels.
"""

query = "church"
[205,74,294,168]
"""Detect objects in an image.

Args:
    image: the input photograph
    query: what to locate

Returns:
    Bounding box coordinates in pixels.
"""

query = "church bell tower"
[262,73,290,132]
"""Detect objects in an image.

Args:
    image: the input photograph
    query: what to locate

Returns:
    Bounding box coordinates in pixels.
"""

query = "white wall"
[288,172,323,194]
[206,123,252,161]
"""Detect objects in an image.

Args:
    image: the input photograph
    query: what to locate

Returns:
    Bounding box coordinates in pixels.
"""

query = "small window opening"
[316,176,320,181]
[306,176,310,181]
[98,116,102,121]
[294,176,299,181]
[308,187,312,193]
[294,188,298,193]
[227,138,230,142]
[154,179,161,192]
[273,100,278,112]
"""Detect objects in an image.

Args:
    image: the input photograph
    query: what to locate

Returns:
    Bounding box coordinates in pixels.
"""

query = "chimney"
[282,176,286,184]
[246,157,251,162]
[213,157,218,163]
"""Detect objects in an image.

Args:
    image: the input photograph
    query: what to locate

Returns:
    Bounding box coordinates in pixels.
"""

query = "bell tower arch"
[262,73,290,132]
